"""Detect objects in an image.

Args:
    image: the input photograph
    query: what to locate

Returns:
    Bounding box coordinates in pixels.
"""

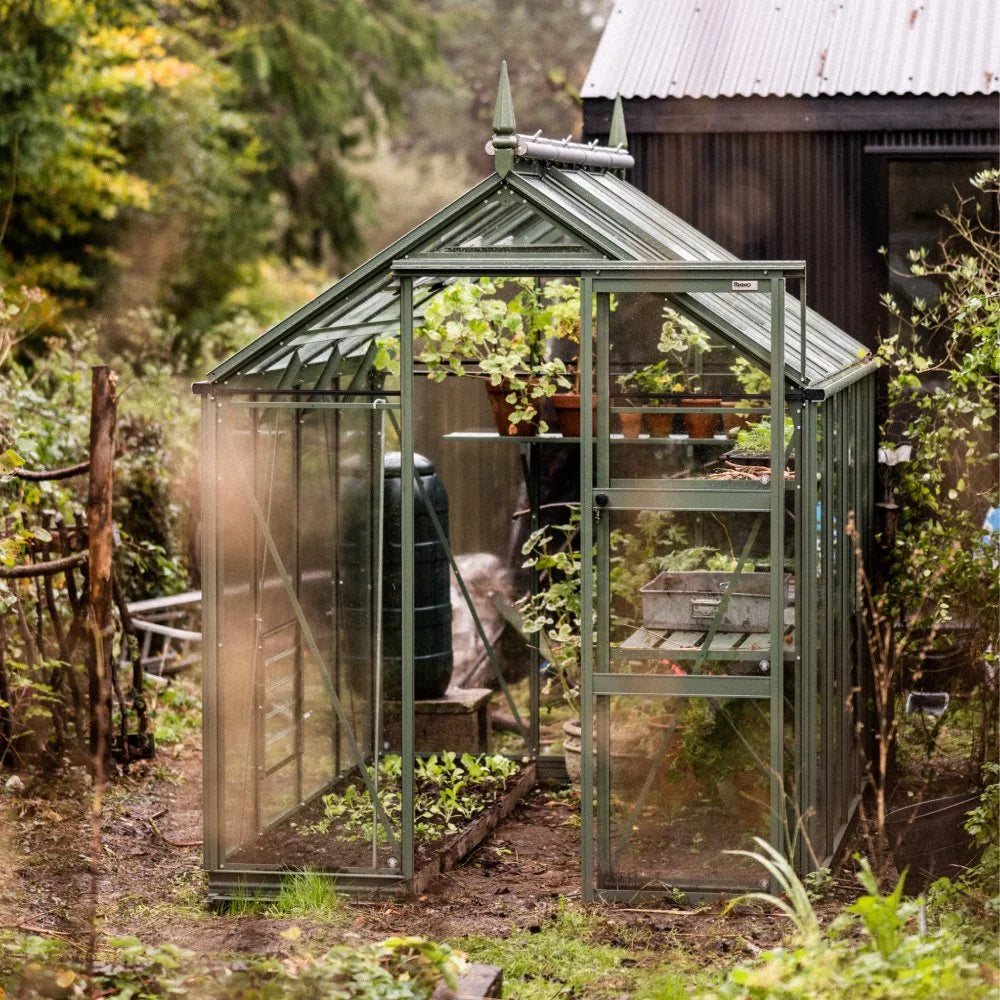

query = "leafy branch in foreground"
[0,931,463,999]
[713,837,997,999]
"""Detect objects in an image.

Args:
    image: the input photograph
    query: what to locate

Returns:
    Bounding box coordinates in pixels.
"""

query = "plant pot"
[904,629,973,693]
[486,382,539,437]
[724,449,796,472]
[645,409,673,438]
[681,398,722,439]
[552,392,596,437]
[721,401,751,435]
[725,450,771,468]
[618,411,643,438]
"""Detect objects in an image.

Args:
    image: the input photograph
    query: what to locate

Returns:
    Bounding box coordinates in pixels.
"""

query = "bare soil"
[0,731,869,966]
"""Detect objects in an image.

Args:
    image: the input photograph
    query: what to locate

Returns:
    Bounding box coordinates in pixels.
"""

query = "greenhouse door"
[578,268,796,902]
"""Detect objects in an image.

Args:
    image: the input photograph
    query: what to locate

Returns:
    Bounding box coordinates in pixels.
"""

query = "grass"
[224,870,345,923]
[454,898,719,999]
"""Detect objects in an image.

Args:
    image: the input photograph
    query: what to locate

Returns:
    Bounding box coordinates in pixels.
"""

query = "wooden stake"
[86,367,117,767]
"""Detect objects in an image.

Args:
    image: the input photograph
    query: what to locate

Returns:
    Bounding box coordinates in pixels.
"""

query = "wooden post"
[87,367,117,769]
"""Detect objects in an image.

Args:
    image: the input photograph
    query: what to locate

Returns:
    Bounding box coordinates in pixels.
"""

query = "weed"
[712,842,997,999]
[151,679,201,747]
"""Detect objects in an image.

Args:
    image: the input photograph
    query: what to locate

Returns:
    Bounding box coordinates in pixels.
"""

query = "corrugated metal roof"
[207,164,872,391]
[582,0,1000,100]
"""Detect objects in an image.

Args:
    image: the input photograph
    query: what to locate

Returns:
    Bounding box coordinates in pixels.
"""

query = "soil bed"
[225,761,536,891]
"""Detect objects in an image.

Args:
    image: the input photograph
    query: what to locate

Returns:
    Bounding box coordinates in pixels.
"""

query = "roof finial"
[492,61,517,178]
[608,94,628,150]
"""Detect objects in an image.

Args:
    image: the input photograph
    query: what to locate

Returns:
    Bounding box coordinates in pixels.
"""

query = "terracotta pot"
[721,400,751,435]
[645,409,673,438]
[552,392,596,437]
[486,382,538,437]
[618,411,643,438]
[681,398,722,439]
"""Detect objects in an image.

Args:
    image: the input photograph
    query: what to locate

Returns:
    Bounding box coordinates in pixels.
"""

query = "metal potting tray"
[640,571,794,632]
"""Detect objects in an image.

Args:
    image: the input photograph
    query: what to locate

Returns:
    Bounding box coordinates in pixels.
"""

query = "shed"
[582,0,1000,347]
[196,67,877,902]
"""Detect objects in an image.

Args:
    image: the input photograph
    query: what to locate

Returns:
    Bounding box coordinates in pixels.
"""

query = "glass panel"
[607,292,778,483]
[597,694,773,892]
[214,399,401,874]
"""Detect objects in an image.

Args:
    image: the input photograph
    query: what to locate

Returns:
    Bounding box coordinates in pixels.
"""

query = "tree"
[0,0,441,362]
[405,0,611,172]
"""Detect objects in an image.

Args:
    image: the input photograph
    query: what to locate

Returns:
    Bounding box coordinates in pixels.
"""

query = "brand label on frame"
[731,279,759,291]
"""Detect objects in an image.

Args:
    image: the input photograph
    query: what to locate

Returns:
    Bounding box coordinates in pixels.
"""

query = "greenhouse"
[195,68,877,903]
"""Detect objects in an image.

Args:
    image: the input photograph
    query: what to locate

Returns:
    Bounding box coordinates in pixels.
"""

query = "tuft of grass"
[271,870,343,920]
[222,871,344,924]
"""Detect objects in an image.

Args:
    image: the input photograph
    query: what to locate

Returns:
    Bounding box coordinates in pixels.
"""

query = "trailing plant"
[518,510,737,712]
[516,514,588,711]
[411,277,578,431]
[309,752,519,845]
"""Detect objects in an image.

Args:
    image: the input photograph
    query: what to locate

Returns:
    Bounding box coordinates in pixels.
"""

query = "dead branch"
[11,460,90,482]
[0,552,88,579]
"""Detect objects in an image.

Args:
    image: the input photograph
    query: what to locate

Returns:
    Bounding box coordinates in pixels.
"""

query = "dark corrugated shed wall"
[626,131,883,348]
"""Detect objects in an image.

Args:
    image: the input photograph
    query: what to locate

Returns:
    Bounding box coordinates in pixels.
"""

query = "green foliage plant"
[619,308,715,405]
[731,416,795,459]
[729,355,771,397]
[877,169,999,773]
[0,930,462,999]
[310,752,518,845]
[714,842,997,999]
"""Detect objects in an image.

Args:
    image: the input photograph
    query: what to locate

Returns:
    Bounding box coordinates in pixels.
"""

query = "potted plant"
[617,361,683,437]
[660,307,721,438]
[414,277,576,435]
[619,308,719,438]
[723,356,771,433]
[613,373,644,438]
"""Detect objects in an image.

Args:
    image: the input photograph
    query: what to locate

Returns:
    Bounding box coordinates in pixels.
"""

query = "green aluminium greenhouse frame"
[195,79,878,903]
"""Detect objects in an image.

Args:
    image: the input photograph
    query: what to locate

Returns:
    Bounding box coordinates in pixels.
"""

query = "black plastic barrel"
[382,452,453,700]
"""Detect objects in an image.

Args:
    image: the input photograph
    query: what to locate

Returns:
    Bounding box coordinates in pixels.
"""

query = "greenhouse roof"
[202,88,873,396]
